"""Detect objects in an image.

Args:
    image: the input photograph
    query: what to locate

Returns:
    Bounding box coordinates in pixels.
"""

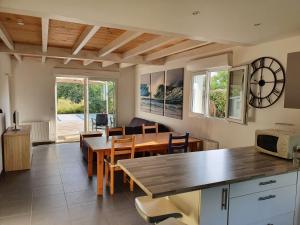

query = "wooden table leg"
[88,147,93,177]
[97,151,104,196]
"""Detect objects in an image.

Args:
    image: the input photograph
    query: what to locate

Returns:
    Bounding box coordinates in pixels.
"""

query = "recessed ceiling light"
[192,10,201,16]
[16,19,24,26]
[254,23,262,27]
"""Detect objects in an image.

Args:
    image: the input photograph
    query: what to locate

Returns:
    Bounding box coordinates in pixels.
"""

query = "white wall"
[0,53,12,174]
[0,53,12,128]
[135,35,300,148]
[10,58,135,141]
[118,67,135,125]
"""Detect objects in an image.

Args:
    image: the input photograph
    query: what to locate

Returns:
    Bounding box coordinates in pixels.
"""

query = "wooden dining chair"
[104,135,136,195]
[105,125,125,141]
[168,133,190,154]
[142,123,158,135]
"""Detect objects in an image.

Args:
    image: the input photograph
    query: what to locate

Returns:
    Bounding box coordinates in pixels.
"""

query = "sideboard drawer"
[230,172,297,198]
[249,212,294,225]
[228,185,296,225]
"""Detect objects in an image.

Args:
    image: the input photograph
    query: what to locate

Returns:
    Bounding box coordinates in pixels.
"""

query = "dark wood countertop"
[118,146,299,198]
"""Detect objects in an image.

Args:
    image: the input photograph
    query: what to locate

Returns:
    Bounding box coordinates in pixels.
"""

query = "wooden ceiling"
[0,12,234,68]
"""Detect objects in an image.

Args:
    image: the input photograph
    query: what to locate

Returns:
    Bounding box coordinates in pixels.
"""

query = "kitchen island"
[118,146,300,225]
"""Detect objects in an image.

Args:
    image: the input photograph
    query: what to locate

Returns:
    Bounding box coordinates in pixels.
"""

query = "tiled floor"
[0,143,148,225]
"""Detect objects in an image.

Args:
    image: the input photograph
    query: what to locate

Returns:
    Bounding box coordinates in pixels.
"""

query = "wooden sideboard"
[3,125,32,171]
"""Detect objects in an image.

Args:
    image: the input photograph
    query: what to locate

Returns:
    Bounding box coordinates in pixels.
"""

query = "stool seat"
[158,218,186,225]
[135,196,183,223]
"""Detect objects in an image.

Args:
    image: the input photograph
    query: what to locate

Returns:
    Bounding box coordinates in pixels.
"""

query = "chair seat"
[135,196,183,223]
[158,218,186,225]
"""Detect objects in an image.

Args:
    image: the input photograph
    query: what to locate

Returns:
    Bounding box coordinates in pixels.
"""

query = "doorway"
[55,77,117,142]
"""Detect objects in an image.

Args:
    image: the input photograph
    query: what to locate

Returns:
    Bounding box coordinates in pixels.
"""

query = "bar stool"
[158,218,186,225]
[135,196,183,224]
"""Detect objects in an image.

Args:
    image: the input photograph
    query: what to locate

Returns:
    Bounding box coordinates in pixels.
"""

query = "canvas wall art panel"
[165,68,184,119]
[150,71,165,116]
[140,73,151,113]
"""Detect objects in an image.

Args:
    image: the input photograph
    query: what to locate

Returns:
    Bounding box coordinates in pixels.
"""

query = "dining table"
[83,132,203,195]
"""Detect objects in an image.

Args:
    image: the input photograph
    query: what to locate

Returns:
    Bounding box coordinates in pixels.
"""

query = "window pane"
[209,70,229,118]
[228,69,244,119]
[192,74,206,114]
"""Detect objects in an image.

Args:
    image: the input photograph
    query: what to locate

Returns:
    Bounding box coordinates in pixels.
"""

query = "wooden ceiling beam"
[0,22,14,50]
[64,25,100,64]
[120,63,134,69]
[122,36,178,59]
[144,40,210,61]
[41,18,49,52]
[165,43,233,63]
[98,31,142,57]
[0,22,23,62]
[83,59,94,66]
[102,61,116,68]
[0,43,163,66]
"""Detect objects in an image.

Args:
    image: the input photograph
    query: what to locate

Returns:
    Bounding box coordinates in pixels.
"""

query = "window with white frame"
[191,66,248,123]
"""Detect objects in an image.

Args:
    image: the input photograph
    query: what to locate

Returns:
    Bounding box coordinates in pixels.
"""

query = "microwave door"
[257,135,279,152]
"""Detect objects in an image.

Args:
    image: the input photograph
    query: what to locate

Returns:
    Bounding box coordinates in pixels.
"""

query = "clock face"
[249,57,285,108]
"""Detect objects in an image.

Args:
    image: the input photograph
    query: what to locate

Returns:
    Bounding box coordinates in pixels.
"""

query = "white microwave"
[255,129,300,159]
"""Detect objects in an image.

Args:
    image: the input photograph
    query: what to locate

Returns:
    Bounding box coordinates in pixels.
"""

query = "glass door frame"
[55,75,118,141]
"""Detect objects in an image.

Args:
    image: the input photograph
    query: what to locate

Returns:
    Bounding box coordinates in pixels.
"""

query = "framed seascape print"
[140,73,151,112]
[150,71,165,116]
[165,68,184,119]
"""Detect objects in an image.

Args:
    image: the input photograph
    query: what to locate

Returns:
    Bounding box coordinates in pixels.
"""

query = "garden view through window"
[191,70,229,119]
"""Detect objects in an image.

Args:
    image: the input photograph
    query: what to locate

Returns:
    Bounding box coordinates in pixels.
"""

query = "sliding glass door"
[56,78,116,142]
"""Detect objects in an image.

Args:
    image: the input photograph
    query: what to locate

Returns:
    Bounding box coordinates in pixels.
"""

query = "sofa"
[82,117,170,161]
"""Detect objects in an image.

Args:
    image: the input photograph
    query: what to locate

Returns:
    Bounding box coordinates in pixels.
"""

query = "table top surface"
[84,132,202,151]
[118,146,298,198]
[80,131,103,136]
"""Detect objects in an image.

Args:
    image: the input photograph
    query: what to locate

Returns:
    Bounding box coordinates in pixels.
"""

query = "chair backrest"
[110,136,136,164]
[142,123,158,135]
[106,126,125,141]
[168,132,190,154]
[96,113,108,126]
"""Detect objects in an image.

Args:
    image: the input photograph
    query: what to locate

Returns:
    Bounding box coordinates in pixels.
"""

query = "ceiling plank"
[122,36,178,59]
[98,31,142,57]
[144,40,209,61]
[165,43,233,63]
[0,22,14,50]
[0,43,163,66]
[42,17,49,52]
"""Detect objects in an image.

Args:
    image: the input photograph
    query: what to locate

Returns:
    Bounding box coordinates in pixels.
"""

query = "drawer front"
[228,185,296,225]
[249,212,294,225]
[230,172,297,198]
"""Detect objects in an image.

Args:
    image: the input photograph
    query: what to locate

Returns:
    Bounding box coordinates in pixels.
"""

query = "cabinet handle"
[259,180,276,185]
[258,194,276,201]
[267,224,273,225]
[221,188,228,210]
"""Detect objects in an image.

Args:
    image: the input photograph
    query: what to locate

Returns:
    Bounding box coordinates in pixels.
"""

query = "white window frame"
[190,66,248,124]
[190,71,208,117]
[225,66,249,124]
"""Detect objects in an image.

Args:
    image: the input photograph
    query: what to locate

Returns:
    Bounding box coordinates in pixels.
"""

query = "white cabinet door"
[295,171,300,225]
[200,185,229,225]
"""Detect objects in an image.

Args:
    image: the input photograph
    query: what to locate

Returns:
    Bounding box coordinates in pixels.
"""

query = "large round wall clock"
[249,57,285,108]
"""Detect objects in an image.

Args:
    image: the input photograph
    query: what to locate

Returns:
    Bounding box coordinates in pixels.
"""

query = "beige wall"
[10,58,135,141]
[135,35,300,148]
